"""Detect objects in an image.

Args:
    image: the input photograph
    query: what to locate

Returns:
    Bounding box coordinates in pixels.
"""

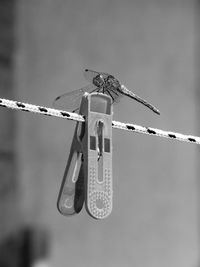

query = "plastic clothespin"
[57,92,113,219]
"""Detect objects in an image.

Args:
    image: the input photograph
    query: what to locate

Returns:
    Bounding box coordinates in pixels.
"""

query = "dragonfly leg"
[109,88,119,97]
[106,89,114,102]
[95,87,103,93]
[91,87,100,94]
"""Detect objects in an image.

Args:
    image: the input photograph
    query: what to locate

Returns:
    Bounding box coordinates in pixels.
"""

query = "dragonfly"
[53,69,160,115]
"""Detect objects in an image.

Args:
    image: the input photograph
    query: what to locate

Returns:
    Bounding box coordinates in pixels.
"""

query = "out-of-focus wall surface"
[15,0,198,266]
[0,0,19,241]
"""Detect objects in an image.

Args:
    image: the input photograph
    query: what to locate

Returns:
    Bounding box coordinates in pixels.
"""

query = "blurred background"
[0,0,199,266]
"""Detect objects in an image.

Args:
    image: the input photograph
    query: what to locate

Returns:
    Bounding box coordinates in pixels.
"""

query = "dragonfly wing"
[84,69,101,83]
[53,84,96,111]
[84,69,112,83]
[119,85,160,115]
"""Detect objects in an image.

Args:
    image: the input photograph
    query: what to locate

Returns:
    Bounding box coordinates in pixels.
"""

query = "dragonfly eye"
[93,74,104,87]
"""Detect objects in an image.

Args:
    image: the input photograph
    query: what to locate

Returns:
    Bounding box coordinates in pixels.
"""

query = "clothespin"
[57,92,113,219]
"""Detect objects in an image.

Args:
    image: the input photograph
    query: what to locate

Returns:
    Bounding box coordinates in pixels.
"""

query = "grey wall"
[15,0,198,266]
[0,0,18,241]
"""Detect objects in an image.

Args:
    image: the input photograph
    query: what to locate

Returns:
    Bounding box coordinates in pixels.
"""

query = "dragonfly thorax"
[104,75,121,91]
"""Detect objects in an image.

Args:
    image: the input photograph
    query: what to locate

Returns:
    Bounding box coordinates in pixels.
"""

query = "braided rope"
[112,120,200,145]
[0,97,199,145]
[0,98,84,122]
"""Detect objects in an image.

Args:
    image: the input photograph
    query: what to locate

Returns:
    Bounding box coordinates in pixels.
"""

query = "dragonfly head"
[93,74,104,88]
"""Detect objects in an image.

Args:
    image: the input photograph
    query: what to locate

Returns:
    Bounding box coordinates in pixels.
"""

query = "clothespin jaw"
[57,92,113,219]
[57,96,88,216]
[81,93,113,219]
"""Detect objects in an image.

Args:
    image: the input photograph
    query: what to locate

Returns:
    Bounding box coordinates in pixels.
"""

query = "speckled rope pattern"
[0,97,199,145]
[0,98,84,122]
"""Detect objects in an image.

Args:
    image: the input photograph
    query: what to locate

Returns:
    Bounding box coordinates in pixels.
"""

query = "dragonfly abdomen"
[119,85,160,115]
